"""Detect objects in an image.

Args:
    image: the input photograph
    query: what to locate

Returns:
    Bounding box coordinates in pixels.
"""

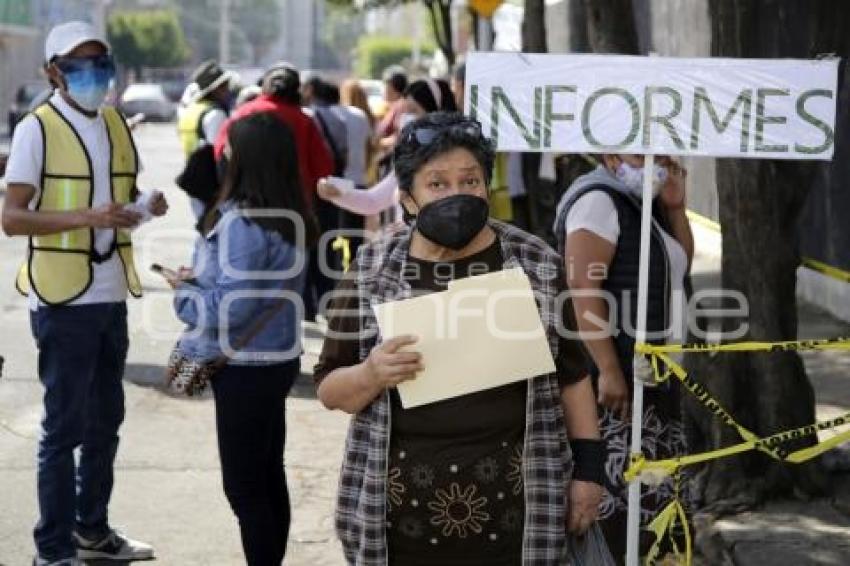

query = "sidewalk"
[0,123,350,565]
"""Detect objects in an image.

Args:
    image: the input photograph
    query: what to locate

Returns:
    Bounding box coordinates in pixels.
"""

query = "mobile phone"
[151,263,199,286]
[150,263,176,278]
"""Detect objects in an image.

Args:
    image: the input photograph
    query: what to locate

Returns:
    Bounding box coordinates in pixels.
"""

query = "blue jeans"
[30,303,129,560]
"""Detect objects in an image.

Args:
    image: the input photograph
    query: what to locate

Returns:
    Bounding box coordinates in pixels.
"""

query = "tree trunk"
[582,0,639,54]
[470,8,480,49]
[567,0,590,52]
[425,0,455,69]
[519,0,551,242]
[535,0,640,243]
[687,0,850,513]
[521,0,547,53]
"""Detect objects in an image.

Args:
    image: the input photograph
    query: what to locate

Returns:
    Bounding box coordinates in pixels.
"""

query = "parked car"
[120,83,176,122]
[8,81,50,135]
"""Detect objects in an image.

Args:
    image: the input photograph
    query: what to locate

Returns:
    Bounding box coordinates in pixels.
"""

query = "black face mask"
[413,194,489,250]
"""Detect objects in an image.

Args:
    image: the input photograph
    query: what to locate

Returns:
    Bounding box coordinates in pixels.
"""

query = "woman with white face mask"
[552,154,694,564]
[315,79,457,225]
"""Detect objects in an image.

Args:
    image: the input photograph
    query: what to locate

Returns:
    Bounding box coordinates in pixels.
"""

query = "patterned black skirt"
[596,382,692,564]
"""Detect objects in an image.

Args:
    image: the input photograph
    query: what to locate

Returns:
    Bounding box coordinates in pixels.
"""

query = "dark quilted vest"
[555,184,671,383]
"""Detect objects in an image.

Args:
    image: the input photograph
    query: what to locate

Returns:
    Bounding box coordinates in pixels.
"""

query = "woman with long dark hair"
[167,112,312,565]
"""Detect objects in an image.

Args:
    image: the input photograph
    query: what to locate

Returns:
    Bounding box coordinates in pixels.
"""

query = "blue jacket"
[174,202,307,365]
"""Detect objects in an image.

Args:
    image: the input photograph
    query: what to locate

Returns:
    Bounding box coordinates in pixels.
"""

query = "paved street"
[0,123,849,565]
[0,123,348,566]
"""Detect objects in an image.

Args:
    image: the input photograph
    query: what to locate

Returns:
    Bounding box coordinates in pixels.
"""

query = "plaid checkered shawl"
[335,220,575,565]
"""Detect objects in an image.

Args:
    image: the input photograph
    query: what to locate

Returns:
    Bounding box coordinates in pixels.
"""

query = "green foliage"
[327,0,455,68]
[323,3,367,70]
[0,0,32,26]
[230,0,281,64]
[171,0,284,65]
[107,9,190,73]
[355,35,434,79]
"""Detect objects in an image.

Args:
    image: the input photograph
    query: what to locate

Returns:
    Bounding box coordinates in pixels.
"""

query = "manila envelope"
[372,267,555,409]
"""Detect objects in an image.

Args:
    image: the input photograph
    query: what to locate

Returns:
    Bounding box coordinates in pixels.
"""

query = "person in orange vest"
[1,21,167,566]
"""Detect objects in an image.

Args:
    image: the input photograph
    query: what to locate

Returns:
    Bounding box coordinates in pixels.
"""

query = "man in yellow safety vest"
[1,21,168,566]
[177,60,232,218]
[177,59,232,157]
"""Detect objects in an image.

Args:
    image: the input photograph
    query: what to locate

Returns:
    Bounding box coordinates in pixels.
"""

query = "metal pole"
[412,4,421,67]
[624,152,654,566]
[478,16,493,51]
[219,0,231,65]
[92,0,109,38]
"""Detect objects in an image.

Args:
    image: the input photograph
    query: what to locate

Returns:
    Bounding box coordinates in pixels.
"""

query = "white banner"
[465,53,839,160]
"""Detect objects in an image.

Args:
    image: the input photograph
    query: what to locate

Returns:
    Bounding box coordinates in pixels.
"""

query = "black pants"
[212,360,299,566]
[304,200,343,320]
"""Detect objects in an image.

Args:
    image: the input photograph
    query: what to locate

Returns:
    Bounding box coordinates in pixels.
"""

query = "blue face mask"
[57,55,116,112]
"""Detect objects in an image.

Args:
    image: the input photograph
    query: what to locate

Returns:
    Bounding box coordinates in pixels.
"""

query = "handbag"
[165,291,291,397]
[568,523,617,566]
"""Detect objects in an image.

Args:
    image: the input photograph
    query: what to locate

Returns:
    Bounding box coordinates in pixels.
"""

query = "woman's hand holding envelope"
[365,335,425,388]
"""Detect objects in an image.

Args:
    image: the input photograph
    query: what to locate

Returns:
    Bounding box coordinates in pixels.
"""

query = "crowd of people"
[1,20,694,566]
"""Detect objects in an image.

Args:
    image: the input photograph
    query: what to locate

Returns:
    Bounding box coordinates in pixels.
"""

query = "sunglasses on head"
[55,54,116,76]
[403,121,484,147]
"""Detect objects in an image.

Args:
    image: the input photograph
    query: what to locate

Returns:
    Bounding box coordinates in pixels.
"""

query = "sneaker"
[73,529,154,561]
[33,557,82,566]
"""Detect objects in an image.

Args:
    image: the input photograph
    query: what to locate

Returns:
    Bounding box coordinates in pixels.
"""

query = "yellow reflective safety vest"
[15,102,143,305]
[177,100,213,156]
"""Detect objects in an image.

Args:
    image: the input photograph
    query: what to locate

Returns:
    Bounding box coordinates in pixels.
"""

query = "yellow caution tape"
[653,351,782,459]
[332,236,352,272]
[686,209,850,285]
[627,410,850,482]
[685,210,721,233]
[626,344,850,482]
[801,257,850,284]
[645,497,692,566]
[635,336,850,356]
[626,337,850,565]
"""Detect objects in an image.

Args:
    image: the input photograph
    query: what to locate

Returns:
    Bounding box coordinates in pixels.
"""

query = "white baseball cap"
[45,21,110,63]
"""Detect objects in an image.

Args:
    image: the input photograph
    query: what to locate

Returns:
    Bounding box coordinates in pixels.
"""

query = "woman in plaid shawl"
[314,112,610,565]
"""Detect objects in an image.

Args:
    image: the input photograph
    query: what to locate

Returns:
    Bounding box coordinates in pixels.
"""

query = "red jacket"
[214,94,334,206]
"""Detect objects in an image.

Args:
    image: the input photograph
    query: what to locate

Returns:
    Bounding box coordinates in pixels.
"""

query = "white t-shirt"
[333,105,371,186]
[200,107,227,147]
[565,191,689,342]
[5,93,129,309]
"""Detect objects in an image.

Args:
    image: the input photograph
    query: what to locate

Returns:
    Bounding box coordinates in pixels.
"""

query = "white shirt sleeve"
[329,171,399,216]
[201,108,227,145]
[4,115,44,197]
[565,191,620,244]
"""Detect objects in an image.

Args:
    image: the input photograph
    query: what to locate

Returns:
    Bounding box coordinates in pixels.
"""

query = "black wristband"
[570,438,606,485]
